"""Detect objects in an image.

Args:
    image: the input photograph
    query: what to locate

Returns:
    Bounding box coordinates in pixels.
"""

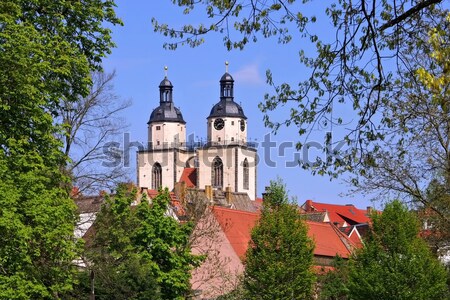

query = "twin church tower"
[137,64,257,200]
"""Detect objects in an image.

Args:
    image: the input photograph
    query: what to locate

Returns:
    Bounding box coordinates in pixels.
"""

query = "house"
[190,204,362,298]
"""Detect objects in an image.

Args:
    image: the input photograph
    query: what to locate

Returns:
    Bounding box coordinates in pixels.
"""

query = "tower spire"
[225,61,229,73]
[164,66,168,78]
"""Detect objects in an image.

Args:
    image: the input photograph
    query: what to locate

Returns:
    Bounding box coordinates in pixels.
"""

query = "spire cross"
[225,61,229,73]
[164,66,168,77]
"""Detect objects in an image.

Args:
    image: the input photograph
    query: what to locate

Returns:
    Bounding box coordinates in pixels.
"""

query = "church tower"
[138,64,257,200]
[148,67,186,148]
[137,68,191,191]
[197,62,257,200]
[207,62,247,145]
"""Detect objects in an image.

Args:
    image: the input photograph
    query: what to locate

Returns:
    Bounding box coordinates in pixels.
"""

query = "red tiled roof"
[212,206,259,258]
[348,228,363,248]
[253,197,263,211]
[306,221,353,258]
[212,207,357,260]
[303,200,371,226]
[145,189,186,216]
[179,168,197,188]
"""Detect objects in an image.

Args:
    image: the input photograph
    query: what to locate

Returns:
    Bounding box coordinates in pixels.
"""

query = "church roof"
[148,103,185,124]
[159,77,173,87]
[208,100,247,119]
[220,72,234,82]
[179,168,197,188]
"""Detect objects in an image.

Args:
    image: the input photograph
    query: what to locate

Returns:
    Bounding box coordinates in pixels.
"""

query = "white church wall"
[149,122,186,148]
[137,150,176,190]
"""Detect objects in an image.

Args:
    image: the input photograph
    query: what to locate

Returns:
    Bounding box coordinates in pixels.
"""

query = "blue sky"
[102,1,375,208]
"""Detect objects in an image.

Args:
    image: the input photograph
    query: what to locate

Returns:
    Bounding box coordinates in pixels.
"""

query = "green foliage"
[348,200,449,300]
[243,179,316,299]
[262,177,289,208]
[419,179,450,255]
[0,1,121,298]
[0,153,81,299]
[83,185,202,300]
[319,256,349,300]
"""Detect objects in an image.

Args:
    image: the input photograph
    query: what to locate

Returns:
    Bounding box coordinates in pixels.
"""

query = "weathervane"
[225,61,229,73]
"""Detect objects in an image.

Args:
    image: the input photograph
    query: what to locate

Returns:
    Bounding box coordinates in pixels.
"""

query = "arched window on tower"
[243,158,249,190]
[152,162,162,190]
[211,157,223,188]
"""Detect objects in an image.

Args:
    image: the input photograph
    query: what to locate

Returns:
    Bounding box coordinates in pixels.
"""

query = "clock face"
[240,120,245,132]
[214,118,225,130]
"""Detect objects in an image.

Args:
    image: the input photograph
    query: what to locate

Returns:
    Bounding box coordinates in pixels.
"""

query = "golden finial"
[225,61,229,73]
[164,66,168,77]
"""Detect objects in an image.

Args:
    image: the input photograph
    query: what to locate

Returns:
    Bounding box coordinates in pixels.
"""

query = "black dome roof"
[159,77,173,87]
[220,72,234,82]
[148,103,185,124]
[208,71,246,119]
[208,101,246,119]
[148,75,185,124]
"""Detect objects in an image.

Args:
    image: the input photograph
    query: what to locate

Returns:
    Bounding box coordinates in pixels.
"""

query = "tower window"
[243,158,249,190]
[212,157,223,188]
[231,121,234,125]
[152,162,162,190]
[231,137,234,142]
[156,126,161,130]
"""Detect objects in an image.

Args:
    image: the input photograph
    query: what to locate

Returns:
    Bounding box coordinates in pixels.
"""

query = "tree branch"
[378,0,443,31]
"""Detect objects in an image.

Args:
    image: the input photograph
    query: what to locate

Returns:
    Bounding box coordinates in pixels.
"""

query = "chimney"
[174,181,187,202]
[205,185,212,201]
[70,186,80,198]
[225,186,232,203]
[261,186,270,202]
[367,206,373,214]
[137,187,149,204]
[305,200,313,212]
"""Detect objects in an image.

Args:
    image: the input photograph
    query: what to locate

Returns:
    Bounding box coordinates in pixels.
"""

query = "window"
[218,137,221,142]
[231,137,234,142]
[231,121,234,125]
[243,159,249,190]
[156,126,161,130]
[152,162,162,190]
[157,141,160,146]
[211,157,223,188]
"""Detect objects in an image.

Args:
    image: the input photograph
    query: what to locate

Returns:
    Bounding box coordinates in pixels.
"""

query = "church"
[137,64,258,200]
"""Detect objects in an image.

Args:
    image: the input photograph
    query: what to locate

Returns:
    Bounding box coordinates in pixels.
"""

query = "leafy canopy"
[0,0,121,297]
[85,186,202,300]
[348,200,448,300]
[243,179,316,299]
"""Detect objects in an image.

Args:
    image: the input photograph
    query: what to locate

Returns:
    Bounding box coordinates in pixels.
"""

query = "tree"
[0,0,121,297]
[83,185,202,300]
[243,179,316,299]
[152,0,447,177]
[76,184,161,300]
[348,15,450,241]
[419,180,450,257]
[60,70,131,195]
[347,200,448,300]
[318,256,349,300]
